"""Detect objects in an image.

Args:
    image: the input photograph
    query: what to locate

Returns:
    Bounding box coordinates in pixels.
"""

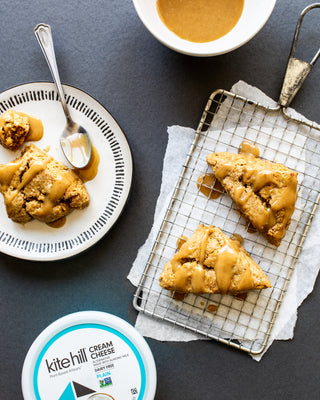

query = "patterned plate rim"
[0,82,133,261]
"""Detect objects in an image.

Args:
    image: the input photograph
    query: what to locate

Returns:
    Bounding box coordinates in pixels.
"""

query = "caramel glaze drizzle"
[172,291,187,301]
[12,111,44,142]
[207,304,218,313]
[239,140,260,157]
[176,235,188,250]
[197,173,224,199]
[214,236,244,294]
[231,233,243,245]
[236,141,296,233]
[74,145,100,182]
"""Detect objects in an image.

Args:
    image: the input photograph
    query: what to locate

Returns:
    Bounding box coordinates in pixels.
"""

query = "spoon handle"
[34,23,73,125]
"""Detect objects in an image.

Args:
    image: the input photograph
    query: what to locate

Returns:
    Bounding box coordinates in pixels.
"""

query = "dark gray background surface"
[1,0,320,398]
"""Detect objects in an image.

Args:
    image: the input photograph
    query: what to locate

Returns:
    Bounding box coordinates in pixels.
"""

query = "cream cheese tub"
[21,311,156,400]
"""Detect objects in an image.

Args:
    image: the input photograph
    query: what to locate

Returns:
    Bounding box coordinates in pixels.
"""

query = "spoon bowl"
[34,23,91,168]
[60,122,91,169]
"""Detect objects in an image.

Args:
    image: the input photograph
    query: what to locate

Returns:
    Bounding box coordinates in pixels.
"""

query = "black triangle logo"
[72,381,95,397]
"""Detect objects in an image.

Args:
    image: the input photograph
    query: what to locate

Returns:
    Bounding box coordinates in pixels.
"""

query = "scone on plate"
[206,151,298,246]
[159,224,271,295]
[0,110,30,150]
[0,144,89,224]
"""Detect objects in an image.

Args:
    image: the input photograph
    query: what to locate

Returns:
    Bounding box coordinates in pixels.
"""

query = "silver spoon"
[34,23,91,169]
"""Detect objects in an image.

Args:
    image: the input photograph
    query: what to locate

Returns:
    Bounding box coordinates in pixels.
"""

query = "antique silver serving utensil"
[34,23,91,168]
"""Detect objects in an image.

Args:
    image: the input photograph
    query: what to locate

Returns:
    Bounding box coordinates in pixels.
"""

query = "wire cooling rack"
[133,89,320,354]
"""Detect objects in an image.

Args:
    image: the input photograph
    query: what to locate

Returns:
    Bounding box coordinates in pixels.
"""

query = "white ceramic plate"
[0,82,132,261]
[133,0,277,56]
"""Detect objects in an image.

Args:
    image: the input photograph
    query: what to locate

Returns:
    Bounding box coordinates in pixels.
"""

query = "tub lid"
[21,311,156,400]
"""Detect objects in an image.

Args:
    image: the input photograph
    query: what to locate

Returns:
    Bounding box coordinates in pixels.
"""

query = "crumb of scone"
[0,110,30,150]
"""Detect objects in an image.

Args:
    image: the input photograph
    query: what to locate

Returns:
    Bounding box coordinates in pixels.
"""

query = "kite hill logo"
[46,348,88,373]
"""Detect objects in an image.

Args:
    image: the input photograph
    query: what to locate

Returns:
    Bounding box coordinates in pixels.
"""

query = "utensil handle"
[278,4,320,108]
[34,23,73,124]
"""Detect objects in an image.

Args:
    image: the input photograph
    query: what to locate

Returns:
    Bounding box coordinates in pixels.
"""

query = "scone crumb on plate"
[0,110,30,150]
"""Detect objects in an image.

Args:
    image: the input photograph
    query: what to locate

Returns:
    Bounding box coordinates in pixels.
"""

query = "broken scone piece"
[159,224,271,295]
[0,144,89,224]
[206,151,298,246]
[0,110,30,150]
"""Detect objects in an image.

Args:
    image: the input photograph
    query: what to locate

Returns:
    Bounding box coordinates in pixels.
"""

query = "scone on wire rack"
[207,150,298,246]
[159,224,271,295]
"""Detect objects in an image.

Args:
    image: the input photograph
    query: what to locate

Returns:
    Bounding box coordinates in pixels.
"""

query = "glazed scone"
[159,224,271,294]
[206,151,298,246]
[0,144,89,224]
[0,110,30,150]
